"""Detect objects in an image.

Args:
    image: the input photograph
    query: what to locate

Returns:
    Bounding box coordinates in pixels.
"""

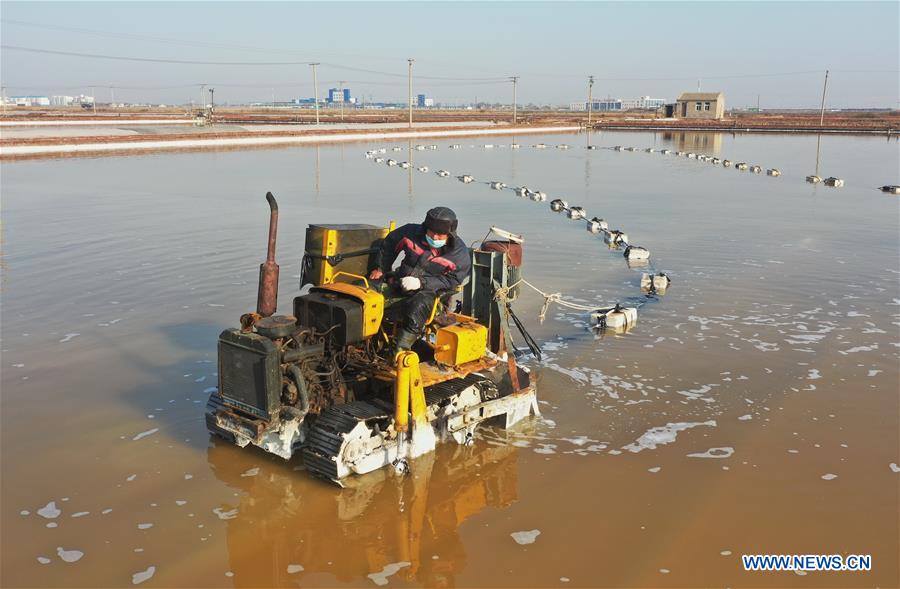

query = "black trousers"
[398,290,438,334]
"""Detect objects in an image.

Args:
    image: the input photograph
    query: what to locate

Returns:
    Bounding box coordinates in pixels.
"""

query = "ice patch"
[623,421,717,453]
[807,369,821,380]
[203,387,217,393]
[175,500,187,506]
[511,530,541,545]
[821,473,838,481]
[688,447,734,459]
[71,512,89,518]
[659,568,670,574]
[137,523,153,530]
[132,566,156,585]
[59,333,80,343]
[213,507,238,520]
[868,370,882,377]
[839,344,878,355]
[184,474,193,480]
[46,522,58,528]
[287,564,304,574]
[37,556,51,564]
[367,562,411,586]
[56,547,84,563]
[720,550,732,556]
[647,467,661,473]
[126,474,137,482]
[132,428,159,441]
[240,467,260,477]
[101,508,113,514]
[37,501,61,519]
[889,463,899,473]
[738,414,752,421]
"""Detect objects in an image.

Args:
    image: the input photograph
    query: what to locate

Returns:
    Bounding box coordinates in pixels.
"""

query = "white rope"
[495,277,612,324]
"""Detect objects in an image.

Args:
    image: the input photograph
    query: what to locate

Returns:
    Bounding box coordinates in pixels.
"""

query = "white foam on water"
[738,414,752,421]
[184,474,193,480]
[137,523,153,530]
[240,467,260,477]
[59,333,80,343]
[132,566,156,585]
[623,421,717,453]
[367,562,412,586]
[132,429,158,441]
[37,556,51,564]
[659,569,670,574]
[287,564,304,574]
[560,577,570,582]
[203,387,217,393]
[37,501,61,519]
[788,449,799,454]
[13,363,25,368]
[868,370,882,376]
[889,463,899,473]
[46,522,58,528]
[101,508,113,514]
[225,572,234,577]
[821,473,838,481]
[20,510,29,516]
[195,376,206,382]
[807,369,821,380]
[720,550,732,556]
[126,474,137,482]
[71,512,89,518]
[510,530,541,545]
[56,547,84,563]
[213,507,238,520]
[839,344,878,355]
[175,500,187,506]
[648,467,661,473]
[688,447,734,459]
[534,444,557,455]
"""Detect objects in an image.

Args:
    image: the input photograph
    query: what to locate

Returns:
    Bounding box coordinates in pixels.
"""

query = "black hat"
[424,206,458,234]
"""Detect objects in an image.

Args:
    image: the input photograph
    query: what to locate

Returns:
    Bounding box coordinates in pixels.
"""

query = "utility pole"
[209,88,215,117]
[338,80,346,122]
[200,84,206,110]
[819,69,829,126]
[91,86,96,114]
[408,58,414,129]
[272,87,276,108]
[510,76,519,124]
[109,85,115,106]
[310,63,320,126]
[587,75,595,127]
[756,94,760,113]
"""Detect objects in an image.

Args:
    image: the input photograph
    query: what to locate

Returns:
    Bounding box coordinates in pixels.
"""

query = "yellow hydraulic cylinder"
[394,351,428,433]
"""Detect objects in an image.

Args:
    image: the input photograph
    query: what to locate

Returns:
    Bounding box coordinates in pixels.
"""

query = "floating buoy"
[550,199,568,212]
[687,153,697,159]
[604,230,628,247]
[711,157,722,165]
[374,157,385,163]
[767,168,782,177]
[641,272,671,295]
[587,217,608,233]
[399,161,411,169]
[625,147,638,152]
[530,191,547,202]
[510,143,520,149]
[698,155,708,162]
[514,186,529,197]
[490,181,507,190]
[661,149,672,155]
[645,148,656,153]
[378,148,387,154]
[806,175,822,183]
[436,169,450,177]
[365,150,376,158]
[415,145,426,151]
[586,145,598,150]
[428,145,438,150]
[534,143,547,149]
[458,175,475,183]
[392,147,402,152]
[675,151,686,156]
[484,144,495,149]
[824,177,844,187]
[749,165,762,173]
[449,144,461,149]
[386,159,398,166]
[417,166,429,173]
[557,144,570,150]
[880,185,900,194]
[735,162,748,171]
[567,206,586,220]
[722,160,733,168]
[624,245,650,261]
[614,146,624,151]
[591,304,638,333]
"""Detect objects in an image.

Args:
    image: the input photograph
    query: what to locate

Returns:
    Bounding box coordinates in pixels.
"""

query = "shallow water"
[2,131,898,588]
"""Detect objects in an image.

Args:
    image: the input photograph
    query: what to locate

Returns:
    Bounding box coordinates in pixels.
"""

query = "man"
[369,206,471,351]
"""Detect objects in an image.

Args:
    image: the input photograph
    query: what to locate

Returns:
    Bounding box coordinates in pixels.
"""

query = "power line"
[1,45,316,66]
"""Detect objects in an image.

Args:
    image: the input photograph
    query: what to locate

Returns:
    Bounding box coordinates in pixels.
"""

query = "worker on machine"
[368,206,471,352]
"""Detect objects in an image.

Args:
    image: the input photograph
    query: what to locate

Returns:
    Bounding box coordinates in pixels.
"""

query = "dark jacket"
[377,223,471,293]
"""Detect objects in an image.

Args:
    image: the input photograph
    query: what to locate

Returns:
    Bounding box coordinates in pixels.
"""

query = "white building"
[571,96,666,111]
[51,95,76,106]
[13,96,51,106]
[621,96,667,110]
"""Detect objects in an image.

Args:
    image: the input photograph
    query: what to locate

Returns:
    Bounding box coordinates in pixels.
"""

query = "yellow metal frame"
[394,351,428,433]
[318,220,395,286]
[330,271,369,288]
[313,280,385,339]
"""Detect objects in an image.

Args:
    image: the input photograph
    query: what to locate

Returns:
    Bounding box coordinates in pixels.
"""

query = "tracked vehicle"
[205,193,539,484]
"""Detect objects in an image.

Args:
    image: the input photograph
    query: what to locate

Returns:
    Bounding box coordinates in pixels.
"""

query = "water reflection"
[207,436,520,587]
[662,131,722,154]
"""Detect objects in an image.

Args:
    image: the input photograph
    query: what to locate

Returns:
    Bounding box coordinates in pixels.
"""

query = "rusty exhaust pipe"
[256,192,279,317]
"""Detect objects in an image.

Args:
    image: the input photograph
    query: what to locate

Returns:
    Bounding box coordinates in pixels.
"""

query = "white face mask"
[426,234,446,248]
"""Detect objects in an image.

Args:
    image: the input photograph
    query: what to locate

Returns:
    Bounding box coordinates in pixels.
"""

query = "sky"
[1,1,898,108]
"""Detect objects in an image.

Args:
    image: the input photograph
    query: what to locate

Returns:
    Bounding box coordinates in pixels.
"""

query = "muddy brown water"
[2,131,898,588]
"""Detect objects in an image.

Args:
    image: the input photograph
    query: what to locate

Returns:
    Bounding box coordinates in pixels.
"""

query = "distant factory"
[570,96,667,111]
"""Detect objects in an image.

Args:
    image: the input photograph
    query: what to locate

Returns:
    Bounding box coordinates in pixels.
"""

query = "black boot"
[393,328,419,356]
